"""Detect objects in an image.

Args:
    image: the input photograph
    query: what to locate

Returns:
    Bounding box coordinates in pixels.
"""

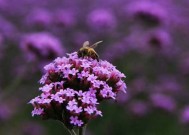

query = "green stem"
[79,125,87,135]
[67,129,77,135]
[61,122,77,135]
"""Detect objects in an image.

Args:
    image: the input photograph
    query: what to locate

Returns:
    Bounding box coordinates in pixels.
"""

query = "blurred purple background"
[0,0,189,135]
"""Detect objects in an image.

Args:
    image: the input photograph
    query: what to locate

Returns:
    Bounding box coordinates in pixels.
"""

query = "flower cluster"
[29,52,126,128]
[20,32,64,62]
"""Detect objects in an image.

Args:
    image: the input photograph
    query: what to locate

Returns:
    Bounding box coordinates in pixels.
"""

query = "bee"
[77,41,102,61]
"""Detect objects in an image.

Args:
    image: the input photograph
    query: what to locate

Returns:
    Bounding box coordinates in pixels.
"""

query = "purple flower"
[96,110,103,117]
[20,32,64,62]
[74,106,83,114]
[128,101,150,117]
[84,106,95,115]
[39,84,53,93]
[180,106,189,124]
[64,88,75,97]
[51,94,64,103]
[153,75,181,93]
[0,103,13,121]
[53,9,76,28]
[29,51,126,128]
[143,29,175,57]
[87,74,98,82]
[68,99,77,106]
[69,68,78,76]
[31,108,44,117]
[77,120,84,127]
[81,94,91,104]
[87,9,117,32]
[66,104,77,112]
[70,116,84,127]
[24,8,52,29]
[21,122,46,135]
[150,93,176,112]
[70,116,78,126]
[125,1,169,26]
[0,15,18,40]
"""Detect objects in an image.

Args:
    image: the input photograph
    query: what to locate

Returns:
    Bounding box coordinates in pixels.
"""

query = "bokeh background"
[0,0,189,135]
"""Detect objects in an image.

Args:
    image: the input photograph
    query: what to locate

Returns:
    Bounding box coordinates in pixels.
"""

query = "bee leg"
[81,52,84,58]
[95,53,99,62]
[97,57,99,62]
[78,51,82,58]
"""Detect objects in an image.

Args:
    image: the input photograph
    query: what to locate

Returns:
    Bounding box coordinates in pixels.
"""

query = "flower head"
[87,9,117,32]
[20,32,64,62]
[125,1,169,27]
[29,51,126,128]
[25,8,52,29]
[180,106,189,124]
[53,9,76,28]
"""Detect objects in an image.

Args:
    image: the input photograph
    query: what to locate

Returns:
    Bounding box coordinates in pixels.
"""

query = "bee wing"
[90,41,103,48]
[83,41,90,47]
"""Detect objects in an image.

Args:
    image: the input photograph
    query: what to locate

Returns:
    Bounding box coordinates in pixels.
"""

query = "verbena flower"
[87,9,117,32]
[125,1,168,27]
[25,8,53,29]
[128,101,149,117]
[53,9,76,28]
[20,32,64,62]
[150,93,176,112]
[29,51,126,129]
[180,106,189,124]
[0,15,18,41]
[21,122,46,135]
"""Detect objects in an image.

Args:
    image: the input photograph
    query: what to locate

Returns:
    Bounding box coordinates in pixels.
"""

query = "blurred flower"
[144,29,174,56]
[20,32,64,62]
[87,9,117,33]
[153,76,181,94]
[124,29,173,57]
[0,0,6,9]
[180,106,189,124]
[128,101,150,117]
[125,1,169,27]
[53,9,76,28]
[25,8,52,29]
[150,93,176,112]
[0,15,18,41]
[21,121,46,135]
[0,103,12,121]
[124,30,149,53]
[0,0,31,17]
[179,53,189,75]
[29,51,126,128]
[116,92,130,104]
[128,77,147,94]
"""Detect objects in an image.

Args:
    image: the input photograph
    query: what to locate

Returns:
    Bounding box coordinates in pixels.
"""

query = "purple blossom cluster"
[0,0,189,134]
[20,32,64,62]
[29,52,126,128]
[125,1,169,27]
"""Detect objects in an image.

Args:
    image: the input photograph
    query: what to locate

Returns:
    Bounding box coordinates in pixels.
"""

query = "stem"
[79,125,87,135]
[60,122,77,135]
[67,129,77,135]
